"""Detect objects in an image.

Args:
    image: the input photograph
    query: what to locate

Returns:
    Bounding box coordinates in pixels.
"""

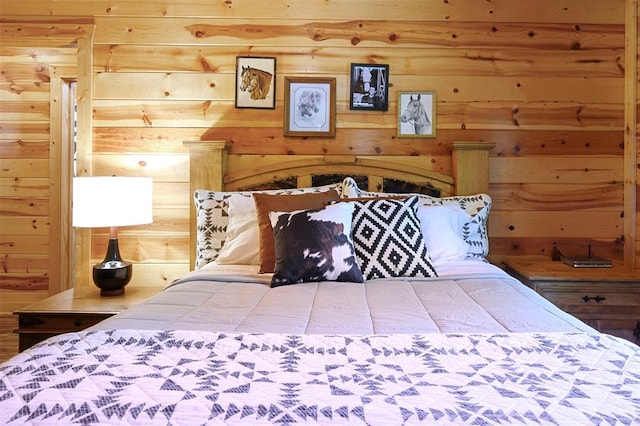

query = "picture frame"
[284,76,336,137]
[235,56,276,109]
[349,63,389,111]
[397,91,436,138]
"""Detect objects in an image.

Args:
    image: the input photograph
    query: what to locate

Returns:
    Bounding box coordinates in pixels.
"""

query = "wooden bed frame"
[183,140,495,269]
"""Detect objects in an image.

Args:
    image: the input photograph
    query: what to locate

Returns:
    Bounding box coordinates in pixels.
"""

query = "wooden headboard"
[183,140,495,269]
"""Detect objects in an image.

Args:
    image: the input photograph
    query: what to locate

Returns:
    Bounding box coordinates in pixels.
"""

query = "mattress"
[91,260,595,335]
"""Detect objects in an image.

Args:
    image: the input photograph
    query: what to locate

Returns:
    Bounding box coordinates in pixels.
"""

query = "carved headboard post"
[450,141,495,195]
[183,140,232,269]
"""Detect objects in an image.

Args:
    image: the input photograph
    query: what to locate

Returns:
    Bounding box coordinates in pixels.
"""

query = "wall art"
[284,76,336,137]
[349,63,389,111]
[397,91,436,138]
[235,56,276,109]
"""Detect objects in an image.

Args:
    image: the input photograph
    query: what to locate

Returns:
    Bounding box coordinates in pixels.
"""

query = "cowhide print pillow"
[351,196,438,280]
[268,202,364,287]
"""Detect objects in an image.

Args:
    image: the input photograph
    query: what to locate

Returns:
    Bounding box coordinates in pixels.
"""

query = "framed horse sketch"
[235,56,276,109]
[349,63,389,111]
[397,91,436,138]
[284,76,336,137]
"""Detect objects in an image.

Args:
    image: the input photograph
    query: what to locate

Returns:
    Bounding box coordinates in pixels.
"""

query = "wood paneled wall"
[0,44,75,309]
[1,0,638,310]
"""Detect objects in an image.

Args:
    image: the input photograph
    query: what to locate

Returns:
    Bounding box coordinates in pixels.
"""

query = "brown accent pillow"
[253,190,341,273]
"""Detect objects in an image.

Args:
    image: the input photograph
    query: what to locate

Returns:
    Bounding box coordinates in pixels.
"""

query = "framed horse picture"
[235,56,276,109]
[397,91,436,138]
[349,63,389,111]
[284,76,336,137]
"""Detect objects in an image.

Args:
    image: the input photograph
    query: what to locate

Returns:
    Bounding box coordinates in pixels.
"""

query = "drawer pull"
[73,318,82,327]
[582,295,605,304]
[19,317,45,328]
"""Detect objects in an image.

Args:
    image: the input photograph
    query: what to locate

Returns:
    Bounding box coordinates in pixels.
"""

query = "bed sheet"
[90,261,595,335]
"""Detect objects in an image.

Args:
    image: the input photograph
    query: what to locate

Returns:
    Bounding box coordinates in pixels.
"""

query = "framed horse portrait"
[397,91,436,138]
[349,63,389,111]
[235,56,276,109]
[284,76,336,137]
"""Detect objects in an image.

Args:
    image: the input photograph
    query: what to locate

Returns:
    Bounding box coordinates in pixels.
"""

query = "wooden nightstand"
[503,257,640,343]
[14,286,161,352]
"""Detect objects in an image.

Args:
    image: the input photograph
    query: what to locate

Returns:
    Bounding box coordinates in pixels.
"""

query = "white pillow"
[416,205,470,266]
[215,194,260,265]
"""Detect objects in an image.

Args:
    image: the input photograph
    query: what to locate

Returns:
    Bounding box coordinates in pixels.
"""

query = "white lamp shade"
[73,176,153,228]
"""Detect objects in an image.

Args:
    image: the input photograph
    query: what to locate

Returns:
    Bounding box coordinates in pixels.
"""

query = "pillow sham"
[342,178,491,259]
[253,191,341,273]
[269,202,364,287]
[194,182,343,269]
[350,196,438,280]
[416,205,470,266]
[214,194,260,265]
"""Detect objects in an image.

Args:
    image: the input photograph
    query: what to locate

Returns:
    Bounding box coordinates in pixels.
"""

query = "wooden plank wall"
[0,0,637,310]
[0,43,76,309]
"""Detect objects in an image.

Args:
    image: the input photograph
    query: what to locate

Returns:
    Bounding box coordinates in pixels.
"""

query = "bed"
[1,141,638,425]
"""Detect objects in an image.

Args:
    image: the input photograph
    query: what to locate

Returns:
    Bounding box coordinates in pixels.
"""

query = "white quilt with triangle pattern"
[1,330,639,425]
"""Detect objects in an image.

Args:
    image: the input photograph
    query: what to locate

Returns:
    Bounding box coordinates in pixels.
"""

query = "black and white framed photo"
[235,56,276,109]
[398,91,436,138]
[284,76,336,137]
[349,63,389,111]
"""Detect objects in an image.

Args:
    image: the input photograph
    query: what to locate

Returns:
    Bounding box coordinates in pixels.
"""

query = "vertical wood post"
[450,141,495,195]
[624,0,638,269]
[183,140,231,270]
[74,33,95,290]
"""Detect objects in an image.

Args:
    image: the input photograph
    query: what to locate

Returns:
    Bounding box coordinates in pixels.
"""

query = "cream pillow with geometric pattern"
[193,182,345,269]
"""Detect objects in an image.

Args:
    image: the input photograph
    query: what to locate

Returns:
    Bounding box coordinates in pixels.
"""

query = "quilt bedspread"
[1,330,639,425]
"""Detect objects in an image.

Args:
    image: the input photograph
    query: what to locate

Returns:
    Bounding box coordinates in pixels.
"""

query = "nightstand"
[14,286,161,352]
[503,257,640,343]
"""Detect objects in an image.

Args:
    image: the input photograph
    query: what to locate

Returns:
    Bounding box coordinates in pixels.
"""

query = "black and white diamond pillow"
[351,196,438,280]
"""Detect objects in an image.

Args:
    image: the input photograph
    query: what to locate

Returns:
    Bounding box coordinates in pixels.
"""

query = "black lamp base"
[93,238,132,296]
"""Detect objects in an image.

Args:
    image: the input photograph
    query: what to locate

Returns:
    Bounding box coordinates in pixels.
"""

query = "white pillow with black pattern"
[268,202,364,287]
[417,205,470,265]
[342,178,491,259]
[193,182,345,269]
[214,194,260,265]
[351,196,438,280]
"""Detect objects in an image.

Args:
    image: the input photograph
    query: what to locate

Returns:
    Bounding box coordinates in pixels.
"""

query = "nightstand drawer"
[18,313,111,333]
[16,313,113,351]
[538,290,640,309]
[14,286,161,353]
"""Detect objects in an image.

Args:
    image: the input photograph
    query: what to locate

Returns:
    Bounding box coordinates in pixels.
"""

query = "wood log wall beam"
[0,16,95,47]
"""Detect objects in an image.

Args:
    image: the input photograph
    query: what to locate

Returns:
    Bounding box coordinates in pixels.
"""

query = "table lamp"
[72,176,153,296]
